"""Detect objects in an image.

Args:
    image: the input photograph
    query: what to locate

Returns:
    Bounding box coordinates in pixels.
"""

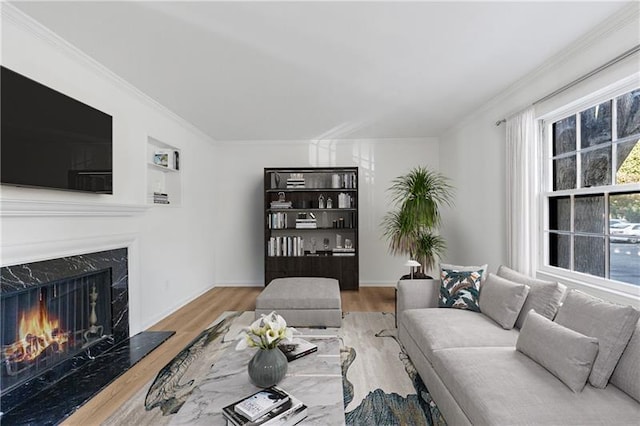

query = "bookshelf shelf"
[264,167,359,290]
[146,136,182,206]
[147,162,180,173]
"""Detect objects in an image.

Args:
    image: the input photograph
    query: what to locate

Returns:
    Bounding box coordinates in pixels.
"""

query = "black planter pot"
[399,272,433,280]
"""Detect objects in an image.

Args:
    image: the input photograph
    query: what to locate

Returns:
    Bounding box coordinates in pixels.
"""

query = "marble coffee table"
[169,330,345,425]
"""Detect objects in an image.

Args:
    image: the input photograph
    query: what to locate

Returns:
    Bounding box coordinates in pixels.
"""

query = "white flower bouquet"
[236,311,296,350]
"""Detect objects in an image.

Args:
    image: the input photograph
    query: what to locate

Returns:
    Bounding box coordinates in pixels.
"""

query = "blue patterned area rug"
[340,312,446,426]
[104,311,446,425]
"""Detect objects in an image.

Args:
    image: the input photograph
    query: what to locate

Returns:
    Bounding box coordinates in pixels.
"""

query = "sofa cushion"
[516,310,599,392]
[554,290,640,388]
[479,273,529,329]
[610,320,640,403]
[400,308,519,363]
[431,346,640,425]
[439,267,483,311]
[496,265,565,328]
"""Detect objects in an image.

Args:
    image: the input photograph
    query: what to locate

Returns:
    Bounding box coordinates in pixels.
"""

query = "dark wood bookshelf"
[264,167,359,290]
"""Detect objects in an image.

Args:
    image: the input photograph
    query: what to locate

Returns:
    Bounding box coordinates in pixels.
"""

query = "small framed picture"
[153,151,169,167]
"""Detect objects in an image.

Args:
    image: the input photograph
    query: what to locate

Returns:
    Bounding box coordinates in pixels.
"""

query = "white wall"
[214,138,440,286]
[0,6,219,333]
[439,4,639,304]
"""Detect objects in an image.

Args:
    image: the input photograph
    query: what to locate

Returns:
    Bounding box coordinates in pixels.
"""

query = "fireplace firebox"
[1,269,113,395]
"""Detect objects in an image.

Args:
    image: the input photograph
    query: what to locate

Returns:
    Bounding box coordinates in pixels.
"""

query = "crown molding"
[0,198,149,217]
[0,3,218,146]
[443,2,640,137]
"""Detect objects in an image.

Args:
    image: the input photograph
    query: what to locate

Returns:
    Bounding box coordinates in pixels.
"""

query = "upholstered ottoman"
[256,277,342,327]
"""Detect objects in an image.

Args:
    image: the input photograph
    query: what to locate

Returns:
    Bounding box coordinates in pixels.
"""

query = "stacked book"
[153,192,170,204]
[332,248,355,256]
[295,218,317,229]
[223,386,307,426]
[270,201,292,209]
[286,178,305,188]
[278,338,318,362]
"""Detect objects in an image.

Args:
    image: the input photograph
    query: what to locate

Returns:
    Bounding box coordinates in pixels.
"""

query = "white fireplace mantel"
[0,199,149,217]
[1,233,139,267]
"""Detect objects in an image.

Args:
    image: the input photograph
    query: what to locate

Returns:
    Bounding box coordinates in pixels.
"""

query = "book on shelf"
[278,338,318,361]
[153,192,170,204]
[269,212,288,229]
[268,236,304,257]
[295,217,317,229]
[332,252,355,256]
[270,201,292,209]
[223,387,307,426]
[332,248,355,253]
[286,178,305,188]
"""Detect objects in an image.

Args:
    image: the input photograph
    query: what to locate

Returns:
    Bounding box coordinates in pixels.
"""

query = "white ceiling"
[11,1,630,141]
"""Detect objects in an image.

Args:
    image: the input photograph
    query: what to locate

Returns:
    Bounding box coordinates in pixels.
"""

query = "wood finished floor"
[62,286,395,425]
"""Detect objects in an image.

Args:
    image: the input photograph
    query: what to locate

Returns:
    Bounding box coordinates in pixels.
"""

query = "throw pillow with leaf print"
[439,267,484,312]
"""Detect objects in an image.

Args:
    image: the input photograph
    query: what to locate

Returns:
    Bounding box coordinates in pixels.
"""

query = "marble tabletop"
[170,331,345,425]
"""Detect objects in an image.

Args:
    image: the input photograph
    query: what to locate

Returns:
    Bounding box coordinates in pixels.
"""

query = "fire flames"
[3,301,69,364]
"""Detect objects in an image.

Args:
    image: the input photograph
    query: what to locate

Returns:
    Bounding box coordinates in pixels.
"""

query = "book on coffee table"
[230,386,290,421]
[278,338,318,362]
[223,388,307,426]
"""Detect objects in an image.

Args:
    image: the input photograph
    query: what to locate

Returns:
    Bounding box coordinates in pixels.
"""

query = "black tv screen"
[1,66,113,194]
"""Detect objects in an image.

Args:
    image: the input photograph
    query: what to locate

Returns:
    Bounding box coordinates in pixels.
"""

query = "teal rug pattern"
[104,311,446,425]
[339,312,446,426]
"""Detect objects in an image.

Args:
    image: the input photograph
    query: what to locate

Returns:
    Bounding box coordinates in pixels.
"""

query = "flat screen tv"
[1,66,113,194]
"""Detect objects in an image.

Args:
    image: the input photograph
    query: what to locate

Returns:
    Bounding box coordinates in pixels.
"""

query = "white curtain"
[506,107,538,276]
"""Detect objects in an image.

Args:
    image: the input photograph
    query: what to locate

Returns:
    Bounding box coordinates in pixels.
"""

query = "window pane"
[574,236,605,277]
[553,115,576,156]
[616,139,640,184]
[549,196,571,231]
[617,89,640,139]
[580,101,612,148]
[549,233,570,269]
[581,147,611,188]
[609,192,640,285]
[575,195,604,234]
[610,242,640,285]
[610,192,640,228]
[553,155,576,190]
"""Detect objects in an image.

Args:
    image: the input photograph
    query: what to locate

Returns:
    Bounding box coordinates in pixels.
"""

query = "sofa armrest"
[397,279,440,325]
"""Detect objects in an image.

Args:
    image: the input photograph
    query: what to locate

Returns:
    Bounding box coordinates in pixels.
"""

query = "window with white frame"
[542,87,640,291]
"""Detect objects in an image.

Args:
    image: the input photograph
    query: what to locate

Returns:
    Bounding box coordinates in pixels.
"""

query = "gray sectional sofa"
[397,265,640,425]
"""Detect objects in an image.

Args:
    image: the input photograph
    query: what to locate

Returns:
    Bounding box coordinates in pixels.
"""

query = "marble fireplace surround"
[0,236,173,424]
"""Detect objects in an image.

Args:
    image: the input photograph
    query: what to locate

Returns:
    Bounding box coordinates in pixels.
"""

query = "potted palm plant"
[382,166,454,279]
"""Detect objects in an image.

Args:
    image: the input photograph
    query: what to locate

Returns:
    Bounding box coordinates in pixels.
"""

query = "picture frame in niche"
[153,150,170,167]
